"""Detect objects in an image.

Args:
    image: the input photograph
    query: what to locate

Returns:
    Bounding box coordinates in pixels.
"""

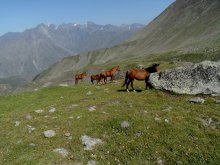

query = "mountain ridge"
[0,22,144,79]
[31,0,220,87]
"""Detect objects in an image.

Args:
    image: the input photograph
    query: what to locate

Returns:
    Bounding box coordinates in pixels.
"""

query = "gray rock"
[120,121,130,128]
[86,160,96,165]
[86,91,92,96]
[49,107,56,113]
[35,109,44,113]
[25,114,33,120]
[149,61,220,95]
[88,106,96,111]
[81,135,103,150]
[43,130,56,138]
[15,121,20,127]
[189,97,205,104]
[53,148,69,157]
[216,100,220,104]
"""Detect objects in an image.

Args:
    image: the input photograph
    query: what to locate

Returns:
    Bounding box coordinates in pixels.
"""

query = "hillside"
[0,82,219,164]
[0,22,143,79]
[32,0,220,87]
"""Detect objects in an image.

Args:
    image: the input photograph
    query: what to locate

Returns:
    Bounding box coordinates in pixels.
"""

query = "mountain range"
[31,0,220,87]
[0,22,143,80]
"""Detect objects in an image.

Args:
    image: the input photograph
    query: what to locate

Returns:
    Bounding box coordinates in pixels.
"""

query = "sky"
[0,0,175,36]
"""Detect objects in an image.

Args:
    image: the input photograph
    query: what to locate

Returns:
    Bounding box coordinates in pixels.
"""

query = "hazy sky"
[0,0,175,36]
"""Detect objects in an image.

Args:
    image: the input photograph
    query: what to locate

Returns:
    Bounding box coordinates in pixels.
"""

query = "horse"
[100,65,120,84]
[75,72,87,84]
[91,74,101,84]
[122,63,160,92]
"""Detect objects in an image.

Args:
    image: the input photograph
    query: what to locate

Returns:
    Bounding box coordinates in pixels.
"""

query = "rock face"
[149,61,220,95]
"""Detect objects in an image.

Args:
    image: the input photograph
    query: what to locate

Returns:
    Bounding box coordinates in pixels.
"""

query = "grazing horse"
[122,63,160,92]
[91,74,101,84]
[75,72,87,84]
[100,65,120,84]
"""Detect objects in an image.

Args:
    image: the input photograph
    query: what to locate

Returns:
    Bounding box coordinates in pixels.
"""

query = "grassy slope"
[0,80,219,164]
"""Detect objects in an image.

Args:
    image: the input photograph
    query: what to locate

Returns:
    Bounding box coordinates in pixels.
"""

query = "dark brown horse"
[91,74,101,84]
[100,65,120,84]
[75,72,87,84]
[122,64,160,92]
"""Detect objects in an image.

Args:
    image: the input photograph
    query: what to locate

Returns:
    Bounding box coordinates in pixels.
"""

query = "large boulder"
[149,61,220,95]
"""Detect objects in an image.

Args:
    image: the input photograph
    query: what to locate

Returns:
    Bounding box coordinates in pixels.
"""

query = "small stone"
[81,135,103,150]
[29,143,37,147]
[35,109,44,113]
[25,114,33,120]
[164,119,169,123]
[154,117,161,122]
[43,130,56,138]
[68,104,78,109]
[86,160,96,165]
[77,116,81,119]
[15,121,20,127]
[88,106,96,111]
[189,97,205,104]
[216,100,220,104]
[16,139,22,145]
[86,91,92,96]
[162,107,172,112]
[65,132,71,137]
[53,148,69,157]
[120,121,130,129]
[49,107,56,113]
[59,84,68,87]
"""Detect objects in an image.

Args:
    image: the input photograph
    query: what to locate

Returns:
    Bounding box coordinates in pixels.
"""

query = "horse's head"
[152,63,160,72]
[145,63,160,73]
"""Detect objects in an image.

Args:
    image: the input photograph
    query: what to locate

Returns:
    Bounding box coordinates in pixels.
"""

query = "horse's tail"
[122,71,128,87]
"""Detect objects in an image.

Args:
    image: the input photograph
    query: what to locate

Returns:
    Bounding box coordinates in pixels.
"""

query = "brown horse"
[122,63,160,92]
[75,72,87,84]
[91,74,101,84]
[100,65,120,84]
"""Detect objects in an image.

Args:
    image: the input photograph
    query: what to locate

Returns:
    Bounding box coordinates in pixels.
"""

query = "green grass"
[0,80,219,164]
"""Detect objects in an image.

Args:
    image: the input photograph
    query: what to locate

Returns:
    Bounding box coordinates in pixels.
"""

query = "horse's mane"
[144,63,159,72]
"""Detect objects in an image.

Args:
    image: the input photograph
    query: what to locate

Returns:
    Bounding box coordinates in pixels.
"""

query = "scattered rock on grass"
[200,117,218,129]
[25,114,33,120]
[86,160,96,165]
[120,121,130,129]
[86,91,92,96]
[15,121,20,127]
[88,106,96,111]
[216,100,220,104]
[81,135,103,150]
[189,97,205,104]
[53,148,69,157]
[35,109,44,113]
[49,107,56,113]
[43,130,56,138]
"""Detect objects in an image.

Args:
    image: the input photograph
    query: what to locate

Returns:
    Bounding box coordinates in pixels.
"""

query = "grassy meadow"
[0,79,219,164]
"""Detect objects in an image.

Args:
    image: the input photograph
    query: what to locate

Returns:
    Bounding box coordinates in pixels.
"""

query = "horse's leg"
[126,79,133,92]
[75,78,78,85]
[126,79,130,92]
[131,80,136,92]
[145,77,152,89]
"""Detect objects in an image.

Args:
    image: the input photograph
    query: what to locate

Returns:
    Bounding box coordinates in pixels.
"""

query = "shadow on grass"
[117,89,143,92]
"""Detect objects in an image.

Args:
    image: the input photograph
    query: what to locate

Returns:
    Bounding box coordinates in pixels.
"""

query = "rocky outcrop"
[149,61,220,95]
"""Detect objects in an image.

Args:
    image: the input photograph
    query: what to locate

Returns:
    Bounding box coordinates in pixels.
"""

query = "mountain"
[32,0,220,86]
[0,22,143,79]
